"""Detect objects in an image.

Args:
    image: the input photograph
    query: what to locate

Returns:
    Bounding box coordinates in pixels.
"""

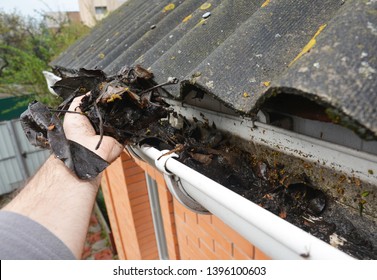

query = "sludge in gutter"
[20,66,376,259]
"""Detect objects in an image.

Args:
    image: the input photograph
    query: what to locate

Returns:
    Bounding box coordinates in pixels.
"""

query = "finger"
[67,95,84,112]
[64,95,96,139]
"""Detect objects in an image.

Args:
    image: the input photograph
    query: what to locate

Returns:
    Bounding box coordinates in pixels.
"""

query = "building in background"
[44,11,81,30]
[79,0,128,27]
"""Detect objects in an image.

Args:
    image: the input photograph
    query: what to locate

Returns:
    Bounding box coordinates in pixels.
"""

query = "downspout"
[132,145,354,260]
[145,173,169,260]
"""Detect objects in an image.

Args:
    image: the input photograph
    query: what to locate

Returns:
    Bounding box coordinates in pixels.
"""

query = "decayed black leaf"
[47,112,70,163]
[20,100,108,180]
[77,65,173,147]
[69,140,109,179]
[20,65,176,179]
[52,68,106,100]
[21,101,52,148]
[285,183,327,216]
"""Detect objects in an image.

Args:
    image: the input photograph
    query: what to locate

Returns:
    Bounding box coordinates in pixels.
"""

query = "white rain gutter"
[126,100,377,259]
[131,145,353,260]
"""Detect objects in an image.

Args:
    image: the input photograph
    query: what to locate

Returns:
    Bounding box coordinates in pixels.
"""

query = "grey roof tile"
[276,0,377,137]
[51,0,377,136]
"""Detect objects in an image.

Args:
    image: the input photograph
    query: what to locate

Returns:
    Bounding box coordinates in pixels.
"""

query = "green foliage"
[0,44,46,83]
[0,10,89,106]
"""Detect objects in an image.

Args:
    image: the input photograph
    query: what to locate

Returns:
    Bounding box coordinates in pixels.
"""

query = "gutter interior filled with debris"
[21,66,376,259]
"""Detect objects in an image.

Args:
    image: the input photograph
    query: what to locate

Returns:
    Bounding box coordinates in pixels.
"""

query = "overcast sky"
[1,0,79,18]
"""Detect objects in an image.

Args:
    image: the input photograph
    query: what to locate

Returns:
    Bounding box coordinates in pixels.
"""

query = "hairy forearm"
[4,155,100,259]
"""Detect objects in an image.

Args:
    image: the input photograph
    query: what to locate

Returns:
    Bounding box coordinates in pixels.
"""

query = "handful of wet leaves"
[21,65,177,179]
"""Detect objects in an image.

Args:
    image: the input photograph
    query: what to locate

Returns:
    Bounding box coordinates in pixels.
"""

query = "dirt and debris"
[21,66,376,259]
[21,65,176,179]
[152,118,376,259]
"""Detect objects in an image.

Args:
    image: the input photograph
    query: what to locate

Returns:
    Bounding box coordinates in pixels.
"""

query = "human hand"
[63,96,124,163]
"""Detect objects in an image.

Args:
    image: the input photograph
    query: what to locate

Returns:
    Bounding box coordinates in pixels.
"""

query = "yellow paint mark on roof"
[200,3,212,10]
[182,14,193,23]
[261,0,271,8]
[98,53,105,59]
[163,3,175,12]
[289,24,327,67]
[195,18,207,28]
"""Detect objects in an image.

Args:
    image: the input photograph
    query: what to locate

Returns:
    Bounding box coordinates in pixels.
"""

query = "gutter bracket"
[154,150,210,214]
[154,150,178,175]
[126,145,145,161]
[164,174,210,214]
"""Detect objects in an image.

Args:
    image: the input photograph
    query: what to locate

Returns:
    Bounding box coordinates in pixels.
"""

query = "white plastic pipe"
[136,145,354,260]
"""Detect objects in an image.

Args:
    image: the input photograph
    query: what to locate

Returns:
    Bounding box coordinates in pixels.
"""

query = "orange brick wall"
[102,151,270,260]
[174,202,254,260]
[101,152,159,259]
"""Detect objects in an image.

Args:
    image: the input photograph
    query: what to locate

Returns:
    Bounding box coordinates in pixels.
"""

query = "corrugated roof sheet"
[51,0,377,137]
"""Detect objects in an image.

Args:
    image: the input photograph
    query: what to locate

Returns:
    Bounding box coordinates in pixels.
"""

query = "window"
[95,6,107,15]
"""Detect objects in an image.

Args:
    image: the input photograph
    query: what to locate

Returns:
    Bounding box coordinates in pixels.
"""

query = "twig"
[94,103,104,150]
[138,77,178,95]
[49,109,83,115]
[157,144,184,160]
